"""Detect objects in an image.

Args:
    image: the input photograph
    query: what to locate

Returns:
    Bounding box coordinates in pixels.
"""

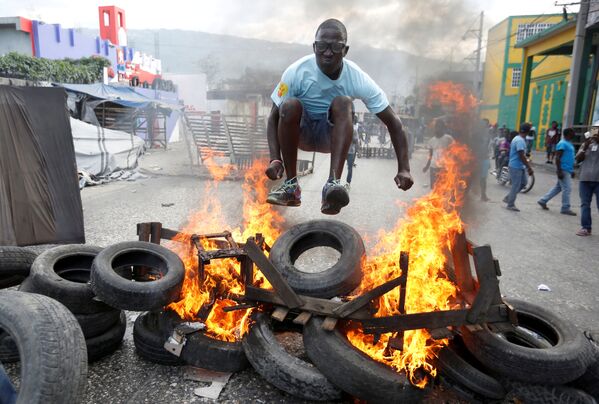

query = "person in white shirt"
[423,120,454,188]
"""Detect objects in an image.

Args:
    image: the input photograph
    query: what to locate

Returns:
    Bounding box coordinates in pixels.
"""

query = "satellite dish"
[118,27,127,46]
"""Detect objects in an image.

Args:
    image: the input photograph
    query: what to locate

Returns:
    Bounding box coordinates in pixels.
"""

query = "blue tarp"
[57,83,182,110]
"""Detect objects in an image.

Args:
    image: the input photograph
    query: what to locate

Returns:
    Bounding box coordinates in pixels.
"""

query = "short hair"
[563,127,575,137]
[519,122,532,133]
[316,19,347,42]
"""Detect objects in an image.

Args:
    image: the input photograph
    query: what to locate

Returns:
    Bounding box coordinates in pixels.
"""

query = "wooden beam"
[451,231,475,295]
[244,239,303,309]
[332,275,404,318]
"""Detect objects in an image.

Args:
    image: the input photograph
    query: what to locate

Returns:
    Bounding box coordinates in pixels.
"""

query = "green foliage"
[0,52,111,83]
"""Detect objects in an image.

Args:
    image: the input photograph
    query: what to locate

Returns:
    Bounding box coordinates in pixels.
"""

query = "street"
[63,144,599,403]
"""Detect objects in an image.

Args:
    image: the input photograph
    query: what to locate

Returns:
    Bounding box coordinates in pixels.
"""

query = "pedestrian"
[264,18,413,214]
[475,119,493,202]
[574,127,599,236]
[526,125,536,157]
[503,123,534,211]
[423,119,454,189]
[545,121,560,164]
[537,128,577,215]
[345,110,360,190]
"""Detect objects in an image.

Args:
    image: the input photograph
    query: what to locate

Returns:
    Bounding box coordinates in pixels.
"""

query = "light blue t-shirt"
[271,55,389,116]
[556,139,575,172]
[508,135,527,169]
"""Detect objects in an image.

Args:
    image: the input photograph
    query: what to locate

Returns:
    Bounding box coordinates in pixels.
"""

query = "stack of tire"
[434,298,599,403]
[0,246,37,289]
[14,245,127,362]
[242,220,427,402]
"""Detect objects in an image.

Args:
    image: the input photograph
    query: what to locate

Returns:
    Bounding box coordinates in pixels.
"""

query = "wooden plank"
[292,312,312,325]
[398,252,408,314]
[467,245,502,324]
[360,305,509,333]
[137,222,151,242]
[244,286,371,319]
[451,231,475,295]
[322,317,338,331]
[332,275,405,318]
[271,307,289,322]
[244,239,303,309]
[150,222,162,245]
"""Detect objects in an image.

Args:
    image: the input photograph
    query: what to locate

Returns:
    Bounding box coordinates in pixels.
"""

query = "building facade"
[481,14,571,140]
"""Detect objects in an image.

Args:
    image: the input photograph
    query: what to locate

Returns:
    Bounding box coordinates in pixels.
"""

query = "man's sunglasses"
[313,41,346,54]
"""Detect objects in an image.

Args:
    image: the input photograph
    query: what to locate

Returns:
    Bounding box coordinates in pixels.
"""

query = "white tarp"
[71,118,145,176]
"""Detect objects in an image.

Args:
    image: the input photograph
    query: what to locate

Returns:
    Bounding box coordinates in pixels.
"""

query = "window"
[516,23,554,42]
[511,67,522,88]
[103,11,110,27]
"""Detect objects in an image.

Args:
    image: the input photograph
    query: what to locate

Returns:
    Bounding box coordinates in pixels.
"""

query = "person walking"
[545,121,560,164]
[575,128,599,236]
[526,125,536,157]
[423,119,454,189]
[537,128,577,215]
[503,123,534,211]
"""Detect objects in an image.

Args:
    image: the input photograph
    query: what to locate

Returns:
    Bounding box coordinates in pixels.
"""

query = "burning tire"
[133,311,184,366]
[86,311,126,362]
[435,335,505,400]
[19,245,112,314]
[90,241,185,311]
[303,316,426,402]
[0,290,87,403]
[158,310,249,372]
[242,312,342,401]
[0,246,37,277]
[461,298,595,385]
[269,220,365,298]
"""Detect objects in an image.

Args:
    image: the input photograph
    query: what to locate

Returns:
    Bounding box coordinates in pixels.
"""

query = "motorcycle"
[491,165,535,193]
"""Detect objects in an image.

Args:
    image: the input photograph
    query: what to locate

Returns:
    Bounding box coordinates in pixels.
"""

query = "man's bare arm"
[376,106,413,190]
[518,150,533,175]
[265,103,284,179]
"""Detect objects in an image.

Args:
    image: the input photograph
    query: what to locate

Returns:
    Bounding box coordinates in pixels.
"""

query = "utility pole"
[463,11,484,99]
[563,0,590,127]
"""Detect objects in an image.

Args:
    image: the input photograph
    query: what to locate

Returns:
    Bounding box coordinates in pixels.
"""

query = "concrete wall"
[0,26,31,56]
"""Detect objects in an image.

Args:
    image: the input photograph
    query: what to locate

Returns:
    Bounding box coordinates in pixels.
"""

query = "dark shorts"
[299,106,334,153]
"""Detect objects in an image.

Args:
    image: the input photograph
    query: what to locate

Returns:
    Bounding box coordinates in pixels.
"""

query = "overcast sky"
[0,0,578,59]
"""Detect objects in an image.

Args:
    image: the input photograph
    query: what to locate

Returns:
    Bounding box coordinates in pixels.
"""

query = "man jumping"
[264,19,413,214]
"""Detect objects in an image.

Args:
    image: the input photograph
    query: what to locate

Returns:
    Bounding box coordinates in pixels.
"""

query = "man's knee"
[330,96,353,120]
[279,98,303,124]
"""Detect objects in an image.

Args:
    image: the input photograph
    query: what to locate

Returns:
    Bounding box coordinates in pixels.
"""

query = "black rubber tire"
[19,245,112,314]
[435,335,505,400]
[0,290,87,403]
[133,311,184,366]
[0,275,24,289]
[0,330,18,363]
[521,173,535,193]
[76,308,122,339]
[303,316,426,403]
[160,311,249,372]
[86,311,127,362]
[0,246,37,276]
[242,312,342,401]
[571,331,599,400]
[90,241,185,311]
[269,220,365,298]
[502,378,596,404]
[462,298,595,385]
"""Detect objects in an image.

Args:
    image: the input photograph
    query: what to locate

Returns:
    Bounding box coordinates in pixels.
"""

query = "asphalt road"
[7,143,599,403]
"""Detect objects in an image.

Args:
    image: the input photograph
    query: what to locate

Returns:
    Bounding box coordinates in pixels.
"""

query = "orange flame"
[426,81,478,114]
[167,157,283,340]
[346,142,473,387]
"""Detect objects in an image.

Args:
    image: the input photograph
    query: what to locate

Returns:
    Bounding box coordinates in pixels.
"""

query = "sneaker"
[344,182,351,192]
[506,205,520,212]
[576,228,591,236]
[266,179,301,207]
[561,210,577,216]
[321,179,350,215]
[502,196,508,204]
[537,201,549,210]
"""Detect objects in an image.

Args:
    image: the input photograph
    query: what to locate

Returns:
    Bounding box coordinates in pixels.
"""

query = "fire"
[346,142,473,387]
[167,157,284,341]
[426,81,478,113]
